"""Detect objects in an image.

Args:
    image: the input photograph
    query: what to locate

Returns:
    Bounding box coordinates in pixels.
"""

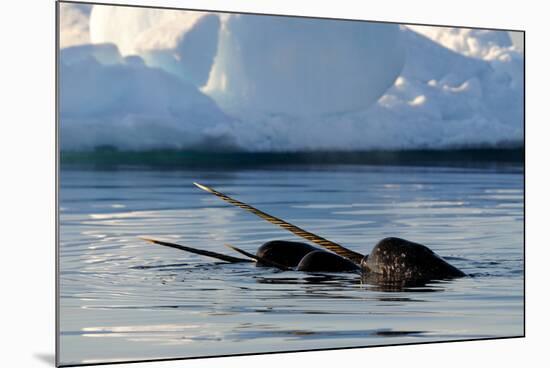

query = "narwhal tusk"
[193,182,365,264]
[224,244,290,271]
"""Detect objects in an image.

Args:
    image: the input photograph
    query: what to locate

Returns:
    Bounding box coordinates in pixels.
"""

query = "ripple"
[59,166,524,364]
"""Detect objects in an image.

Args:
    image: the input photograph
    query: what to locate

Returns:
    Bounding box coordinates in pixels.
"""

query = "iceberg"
[89,6,220,87]
[59,6,524,152]
[59,44,232,151]
[204,15,405,116]
[59,2,91,48]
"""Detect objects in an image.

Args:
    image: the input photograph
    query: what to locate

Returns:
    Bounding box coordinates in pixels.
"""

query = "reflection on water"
[59,165,524,365]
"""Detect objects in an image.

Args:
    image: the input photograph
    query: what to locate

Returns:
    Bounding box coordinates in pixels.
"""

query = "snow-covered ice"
[59,4,524,152]
[60,44,232,151]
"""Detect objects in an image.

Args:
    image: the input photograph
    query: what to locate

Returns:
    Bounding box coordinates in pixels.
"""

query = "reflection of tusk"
[194,182,364,264]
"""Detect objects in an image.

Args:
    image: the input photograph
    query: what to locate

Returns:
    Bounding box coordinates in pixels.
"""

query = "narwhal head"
[191,182,465,282]
[360,237,465,281]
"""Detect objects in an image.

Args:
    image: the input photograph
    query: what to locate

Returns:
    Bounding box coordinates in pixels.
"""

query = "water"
[58,164,524,365]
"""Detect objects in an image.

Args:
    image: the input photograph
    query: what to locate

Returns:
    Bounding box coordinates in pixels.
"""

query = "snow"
[58,5,524,152]
[203,15,405,116]
[59,44,232,151]
[60,43,122,66]
[406,25,515,59]
[59,3,91,48]
[89,6,220,87]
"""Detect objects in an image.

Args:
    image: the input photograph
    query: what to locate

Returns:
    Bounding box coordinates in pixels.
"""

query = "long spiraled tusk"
[193,183,364,264]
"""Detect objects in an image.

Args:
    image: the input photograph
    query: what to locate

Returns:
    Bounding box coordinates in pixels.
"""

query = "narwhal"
[141,183,465,284]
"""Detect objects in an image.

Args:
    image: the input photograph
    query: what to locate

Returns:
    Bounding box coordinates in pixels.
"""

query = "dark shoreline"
[60,147,524,170]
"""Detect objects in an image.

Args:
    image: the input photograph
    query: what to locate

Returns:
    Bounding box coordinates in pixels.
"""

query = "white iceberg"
[59,6,524,152]
[89,6,220,87]
[204,15,405,116]
[59,44,232,151]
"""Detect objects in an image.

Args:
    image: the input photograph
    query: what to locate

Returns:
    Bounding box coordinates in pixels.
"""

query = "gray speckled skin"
[360,237,466,282]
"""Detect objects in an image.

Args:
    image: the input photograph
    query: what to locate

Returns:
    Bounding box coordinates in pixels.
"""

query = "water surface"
[59,165,524,365]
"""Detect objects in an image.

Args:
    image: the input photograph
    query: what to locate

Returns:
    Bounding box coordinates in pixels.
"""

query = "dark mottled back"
[256,240,319,268]
[297,250,360,272]
[361,237,465,282]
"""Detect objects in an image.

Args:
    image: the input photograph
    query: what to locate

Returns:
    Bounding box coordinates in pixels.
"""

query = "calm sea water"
[58,165,524,365]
